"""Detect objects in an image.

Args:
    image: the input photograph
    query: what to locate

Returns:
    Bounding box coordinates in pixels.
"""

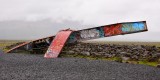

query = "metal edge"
[6,35,55,53]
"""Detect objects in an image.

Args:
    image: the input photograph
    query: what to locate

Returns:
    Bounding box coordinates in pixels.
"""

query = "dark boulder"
[121,56,130,62]
[68,50,75,54]
[157,64,160,68]
[120,52,131,57]
[81,51,90,56]
[131,55,139,60]
[155,53,160,58]
[104,54,113,58]
[92,52,102,56]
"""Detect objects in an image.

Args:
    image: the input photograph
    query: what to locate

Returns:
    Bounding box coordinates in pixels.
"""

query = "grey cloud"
[0,19,92,40]
[0,0,160,41]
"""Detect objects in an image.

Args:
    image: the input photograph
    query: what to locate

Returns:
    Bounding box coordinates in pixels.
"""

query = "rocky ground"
[0,52,160,80]
[5,41,160,63]
[62,43,160,63]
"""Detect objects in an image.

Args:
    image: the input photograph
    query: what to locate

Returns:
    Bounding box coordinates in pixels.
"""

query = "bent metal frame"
[6,21,148,58]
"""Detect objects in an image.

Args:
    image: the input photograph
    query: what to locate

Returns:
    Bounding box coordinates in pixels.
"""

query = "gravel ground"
[0,52,160,80]
[0,49,4,56]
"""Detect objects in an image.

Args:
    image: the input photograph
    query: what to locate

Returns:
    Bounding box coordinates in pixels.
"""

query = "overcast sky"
[0,0,160,41]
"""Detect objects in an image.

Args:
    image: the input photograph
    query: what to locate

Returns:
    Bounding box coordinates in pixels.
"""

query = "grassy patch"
[0,40,27,52]
[0,42,16,51]
[138,61,158,67]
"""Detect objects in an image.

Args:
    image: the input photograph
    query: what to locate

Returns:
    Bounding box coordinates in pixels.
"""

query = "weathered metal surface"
[6,42,30,53]
[103,21,147,36]
[44,30,73,58]
[67,21,147,42]
[6,35,55,53]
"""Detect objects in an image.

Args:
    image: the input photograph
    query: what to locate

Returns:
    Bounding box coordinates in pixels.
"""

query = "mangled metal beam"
[44,30,73,58]
[6,21,148,58]
[6,35,55,53]
[67,21,148,43]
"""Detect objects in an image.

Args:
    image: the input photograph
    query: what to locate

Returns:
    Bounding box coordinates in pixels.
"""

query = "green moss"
[138,61,158,67]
